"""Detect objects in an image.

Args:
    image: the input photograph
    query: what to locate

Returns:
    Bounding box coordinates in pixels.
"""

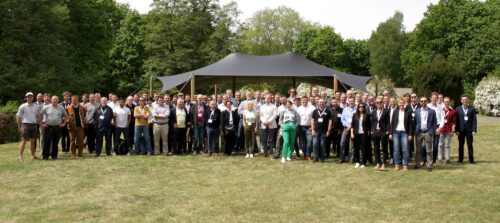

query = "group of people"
[16,87,478,172]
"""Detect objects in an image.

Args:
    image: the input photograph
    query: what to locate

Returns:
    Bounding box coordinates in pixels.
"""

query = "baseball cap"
[25,92,34,97]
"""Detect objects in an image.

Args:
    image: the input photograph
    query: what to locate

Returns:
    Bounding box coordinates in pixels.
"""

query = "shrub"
[0,100,22,114]
[0,114,19,144]
[412,59,464,103]
[474,75,500,116]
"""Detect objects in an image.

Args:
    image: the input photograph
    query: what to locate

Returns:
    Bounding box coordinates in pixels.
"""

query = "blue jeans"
[135,125,152,155]
[206,127,219,154]
[313,132,327,161]
[393,131,409,166]
[194,124,205,152]
[260,128,276,155]
[297,126,312,157]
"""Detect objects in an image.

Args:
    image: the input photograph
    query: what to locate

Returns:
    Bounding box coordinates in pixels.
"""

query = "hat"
[25,92,34,97]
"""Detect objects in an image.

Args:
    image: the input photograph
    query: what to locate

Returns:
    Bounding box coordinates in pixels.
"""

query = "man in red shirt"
[439,97,456,163]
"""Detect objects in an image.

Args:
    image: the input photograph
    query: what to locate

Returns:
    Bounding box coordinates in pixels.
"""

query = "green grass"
[1,121,499,222]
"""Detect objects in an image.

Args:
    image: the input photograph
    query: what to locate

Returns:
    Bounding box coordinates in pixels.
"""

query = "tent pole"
[333,75,338,92]
[214,84,217,102]
[190,73,195,98]
[232,76,236,94]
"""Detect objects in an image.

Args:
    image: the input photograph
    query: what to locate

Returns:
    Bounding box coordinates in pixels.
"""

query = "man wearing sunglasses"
[406,93,420,159]
[414,97,437,171]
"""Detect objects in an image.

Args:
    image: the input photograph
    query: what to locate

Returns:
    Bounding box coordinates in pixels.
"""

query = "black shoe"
[337,160,344,164]
[414,165,420,170]
[469,161,476,164]
[208,153,212,156]
[264,153,268,157]
[427,167,432,172]
[457,161,464,164]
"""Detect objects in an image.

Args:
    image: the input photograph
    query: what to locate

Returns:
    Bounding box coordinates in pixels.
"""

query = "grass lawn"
[1,118,499,222]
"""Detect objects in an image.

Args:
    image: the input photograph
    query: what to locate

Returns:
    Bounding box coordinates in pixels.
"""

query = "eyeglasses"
[376,102,382,104]
[420,100,427,103]
[411,96,417,98]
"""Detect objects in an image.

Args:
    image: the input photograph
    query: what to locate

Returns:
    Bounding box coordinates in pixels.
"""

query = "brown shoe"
[403,166,409,172]
[394,165,400,171]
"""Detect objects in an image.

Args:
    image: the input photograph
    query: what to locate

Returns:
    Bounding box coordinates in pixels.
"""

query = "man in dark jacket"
[455,94,477,164]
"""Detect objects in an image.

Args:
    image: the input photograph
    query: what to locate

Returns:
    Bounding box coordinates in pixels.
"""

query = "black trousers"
[223,131,236,155]
[174,128,187,154]
[458,131,474,162]
[332,129,341,155]
[353,133,368,164]
[366,134,373,163]
[60,126,70,152]
[43,126,61,159]
[372,131,388,164]
[127,123,135,151]
[85,124,96,153]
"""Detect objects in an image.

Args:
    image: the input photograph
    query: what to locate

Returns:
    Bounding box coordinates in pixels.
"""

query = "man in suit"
[455,94,477,164]
[414,97,437,171]
[405,93,420,159]
[371,98,390,169]
[190,94,206,154]
[170,98,190,155]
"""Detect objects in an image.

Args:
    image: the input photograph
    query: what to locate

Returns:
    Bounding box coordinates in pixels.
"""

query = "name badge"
[444,120,448,124]
[208,119,213,123]
[247,121,252,126]
[198,113,202,117]
[464,116,468,121]
[337,114,341,118]
[99,115,105,120]
[412,113,415,118]
[318,118,323,123]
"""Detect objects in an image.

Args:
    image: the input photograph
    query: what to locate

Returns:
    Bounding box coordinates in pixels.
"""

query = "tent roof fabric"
[158,52,371,92]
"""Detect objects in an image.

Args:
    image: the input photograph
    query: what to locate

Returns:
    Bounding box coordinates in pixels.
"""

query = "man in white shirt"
[259,94,278,157]
[428,92,443,164]
[296,96,316,160]
[152,97,170,155]
[16,92,41,161]
[113,98,131,155]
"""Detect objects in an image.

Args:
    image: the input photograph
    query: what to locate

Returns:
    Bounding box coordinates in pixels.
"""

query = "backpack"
[115,138,129,155]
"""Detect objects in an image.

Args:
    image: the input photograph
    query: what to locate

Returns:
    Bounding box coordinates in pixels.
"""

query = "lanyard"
[411,104,417,112]
[463,106,468,115]
[210,109,215,119]
[100,107,106,115]
[317,108,326,117]
[376,109,382,121]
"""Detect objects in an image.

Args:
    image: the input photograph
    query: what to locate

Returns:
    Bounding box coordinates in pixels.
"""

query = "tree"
[342,39,370,76]
[368,11,406,86]
[402,0,499,94]
[294,27,345,70]
[412,59,464,102]
[108,10,146,96]
[237,6,317,55]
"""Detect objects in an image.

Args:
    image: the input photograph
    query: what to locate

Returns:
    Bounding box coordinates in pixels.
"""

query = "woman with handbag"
[279,100,299,163]
[243,101,259,158]
[221,100,239,156]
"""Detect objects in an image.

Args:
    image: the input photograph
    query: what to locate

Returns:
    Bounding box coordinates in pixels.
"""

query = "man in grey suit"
[455,94,477,164]
[414,97,437,171]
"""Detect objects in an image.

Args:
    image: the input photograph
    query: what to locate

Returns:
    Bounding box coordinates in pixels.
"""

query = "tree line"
[0,0,498,105]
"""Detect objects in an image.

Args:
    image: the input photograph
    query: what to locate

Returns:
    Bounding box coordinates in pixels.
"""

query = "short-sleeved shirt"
[312,107,331,133]
[114,106,131,128]
[40,105,67,126]
[296,105,315,126]
[152,105,170,124]
[17,103,40,124]
[84,103,99,124]
[134,106,151,126]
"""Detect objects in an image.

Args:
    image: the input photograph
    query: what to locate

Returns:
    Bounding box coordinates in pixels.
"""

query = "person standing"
[67,95,86,158]
[371,98,390,170]
[38,96,67,160]
[328,98,343,157]
[414,97,437,171]
[389,98,413,172]
[134,97,152,155]
[16,92,41,161]
[204,100,221,156]
[339,98,356,163]
[243,101,259,158]
[126,96,136,152]
[190,94,206,154]
[221,101,239,156]
[406,93,420,159]
[84,94,99,154]
[113,98,131,155]
[350,105,371,168]
[60,92,71,155]
[455,94,477,164]
[279,100,299,163]
[171,98,190,155]
[439,97,456,163]
[296,96,315,161]
[95,98,114,157]
[152,97,169,156]
[311,98,332,163]
[428,92,443,164]
[259,94,278,158]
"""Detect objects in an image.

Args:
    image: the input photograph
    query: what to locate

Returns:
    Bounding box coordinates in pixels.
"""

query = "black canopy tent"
[157,52,371,96]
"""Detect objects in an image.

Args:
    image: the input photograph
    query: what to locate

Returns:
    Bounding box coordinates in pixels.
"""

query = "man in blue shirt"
[338,97,356,163]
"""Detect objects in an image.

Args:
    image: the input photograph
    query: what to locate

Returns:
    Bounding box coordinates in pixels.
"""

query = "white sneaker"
[250,154,254,158]
[286,157,291,161]
[127,152,130,156]
[360,165,365,168]
[281,158,286,163]
[354,163,360,168]
[112,152,116,156]
[245,154,249,158]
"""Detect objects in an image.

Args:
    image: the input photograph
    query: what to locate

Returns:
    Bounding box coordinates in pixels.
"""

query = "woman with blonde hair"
[243,101,259,158]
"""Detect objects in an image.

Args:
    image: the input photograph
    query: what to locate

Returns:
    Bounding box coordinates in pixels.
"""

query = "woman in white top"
[243,101,259,158]
[388,98,414,172]
[350,105,371,168]
[278,100,299,163]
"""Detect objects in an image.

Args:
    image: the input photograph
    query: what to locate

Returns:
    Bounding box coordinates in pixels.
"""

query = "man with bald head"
[171,98,190,155]
[38,96,67,160]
